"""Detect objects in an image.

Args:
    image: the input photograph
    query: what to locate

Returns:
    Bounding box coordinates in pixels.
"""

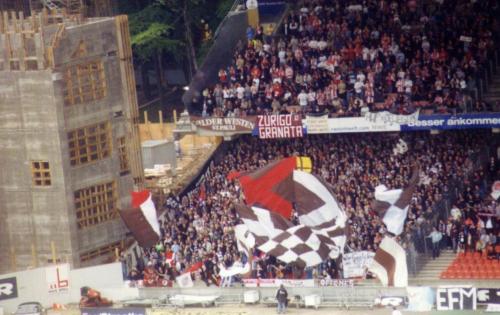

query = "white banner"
[364,110,420,125]
[342,251,374,278]
[436,286,476,310]
[305,115,329,134]
[243,279,315,288]
[319,279,354,287]
[325,117,400,133]
[46,264,70,294]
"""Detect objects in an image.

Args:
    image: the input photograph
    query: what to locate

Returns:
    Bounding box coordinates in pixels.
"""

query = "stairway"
[409,250,456,285]
[483,68,500,111]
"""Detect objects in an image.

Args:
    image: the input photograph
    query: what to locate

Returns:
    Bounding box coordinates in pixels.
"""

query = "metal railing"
[410,142,492,276]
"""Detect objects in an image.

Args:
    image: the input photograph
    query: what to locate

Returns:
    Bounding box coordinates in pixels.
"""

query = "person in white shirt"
[236,84,245,100]
[404,78,413,95]
[354,80,364,98]
[427,227,443,259]
[298,90,308,108]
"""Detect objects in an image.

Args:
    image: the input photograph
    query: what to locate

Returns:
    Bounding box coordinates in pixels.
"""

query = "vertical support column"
[51,240,57,263]
[31,243,38,268]
[10,247,16,271]
[246,0,259,29]
[115,15,145,189]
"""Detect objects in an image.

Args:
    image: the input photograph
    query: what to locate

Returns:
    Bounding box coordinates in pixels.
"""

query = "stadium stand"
[192,0,499,117]
[128,130,498,286]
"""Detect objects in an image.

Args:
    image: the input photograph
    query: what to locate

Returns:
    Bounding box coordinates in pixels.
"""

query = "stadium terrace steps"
[409,250,456,283]
[483,71,500,108]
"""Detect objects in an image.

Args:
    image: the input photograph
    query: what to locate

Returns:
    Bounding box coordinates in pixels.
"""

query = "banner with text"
[342,251,375,278]
[256,114,304,139]
[305,115,329,134]
[364,110,420,126]
[436,286,476,310]
[319,279,354,287]
[191,116,256,135]
[243,278,314,288]
[325,117,401,133]
[81,308,146,315]
[400,113,500,131]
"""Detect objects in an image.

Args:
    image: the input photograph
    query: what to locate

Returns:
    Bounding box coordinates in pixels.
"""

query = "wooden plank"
[115,15,145,188]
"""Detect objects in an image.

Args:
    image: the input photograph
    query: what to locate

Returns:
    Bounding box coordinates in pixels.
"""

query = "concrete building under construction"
[0,0,115,17]
[0,8,144,273]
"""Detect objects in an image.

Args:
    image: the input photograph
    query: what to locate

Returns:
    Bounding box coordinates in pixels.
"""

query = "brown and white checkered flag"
[371,168,419,236]
[234,168,347,267]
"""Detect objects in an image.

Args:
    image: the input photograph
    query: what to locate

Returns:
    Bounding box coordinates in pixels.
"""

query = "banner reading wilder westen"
[257,114,304,139]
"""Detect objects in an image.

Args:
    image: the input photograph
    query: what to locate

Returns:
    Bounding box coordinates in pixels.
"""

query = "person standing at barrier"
[427,227,443,259]
[276,284,288,314]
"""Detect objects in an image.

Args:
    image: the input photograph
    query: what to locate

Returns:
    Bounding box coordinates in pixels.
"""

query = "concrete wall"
[0,263,135,313]
[51,18,135,266]
[0,70,74,273]
[0,17,140,273]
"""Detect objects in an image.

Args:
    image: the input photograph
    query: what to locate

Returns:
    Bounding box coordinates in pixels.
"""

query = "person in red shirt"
[218,69,227,84]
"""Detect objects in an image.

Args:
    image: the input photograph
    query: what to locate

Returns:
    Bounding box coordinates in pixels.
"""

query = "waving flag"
[368,236,408,287]
[228,156,312,219]
[119,190,160,248]
[234,224,256,256]
[371,168,419,236]
[232,157,346,267]
[175,261,203,288]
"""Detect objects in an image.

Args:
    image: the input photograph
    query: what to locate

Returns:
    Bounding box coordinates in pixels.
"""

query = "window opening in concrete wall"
[67,121,111,166]
[74,180,117,229]
[117,136,130,175]
[63,60,107,106]
[31,161,51,186]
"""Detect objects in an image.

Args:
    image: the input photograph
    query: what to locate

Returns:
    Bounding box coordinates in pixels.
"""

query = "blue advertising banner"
[401,113,500,131]
[81,308,146,315]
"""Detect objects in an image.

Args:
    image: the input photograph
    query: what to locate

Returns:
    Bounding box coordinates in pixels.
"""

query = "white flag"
[368,236,408,287]
[176,272,194,288]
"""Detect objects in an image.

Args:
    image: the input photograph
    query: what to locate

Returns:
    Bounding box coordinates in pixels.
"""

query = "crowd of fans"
[125,131,498,286]
[124,0,500,286]
[193,0,498,117]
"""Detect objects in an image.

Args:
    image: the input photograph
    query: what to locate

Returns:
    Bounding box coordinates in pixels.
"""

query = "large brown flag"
[368,236,408,287]
[119,190,160,248]
[232,158,347,267]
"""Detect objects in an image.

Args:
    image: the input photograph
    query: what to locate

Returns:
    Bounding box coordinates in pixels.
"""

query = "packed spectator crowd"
[194,0,498,117]
[126,131,499,286]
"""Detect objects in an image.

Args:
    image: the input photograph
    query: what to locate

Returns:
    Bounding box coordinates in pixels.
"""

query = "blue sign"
[401,113,500,131]
[81,308,146,315]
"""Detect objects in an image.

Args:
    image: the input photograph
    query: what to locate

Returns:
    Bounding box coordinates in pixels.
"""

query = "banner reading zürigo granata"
[257,114,304,139]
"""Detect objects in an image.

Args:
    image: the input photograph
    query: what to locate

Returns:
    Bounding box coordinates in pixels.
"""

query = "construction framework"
[0,0,113,17]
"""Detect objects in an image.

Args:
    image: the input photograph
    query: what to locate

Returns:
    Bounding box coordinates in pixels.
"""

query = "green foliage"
[128,2,183,62]
[131,22,183,62]
[216,0,233,21]
[121,0,236,66]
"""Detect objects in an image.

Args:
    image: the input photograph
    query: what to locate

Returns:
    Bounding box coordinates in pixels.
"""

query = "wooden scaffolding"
[0,9,82,71]
[0,0,113,18]
[115,15,145,189]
